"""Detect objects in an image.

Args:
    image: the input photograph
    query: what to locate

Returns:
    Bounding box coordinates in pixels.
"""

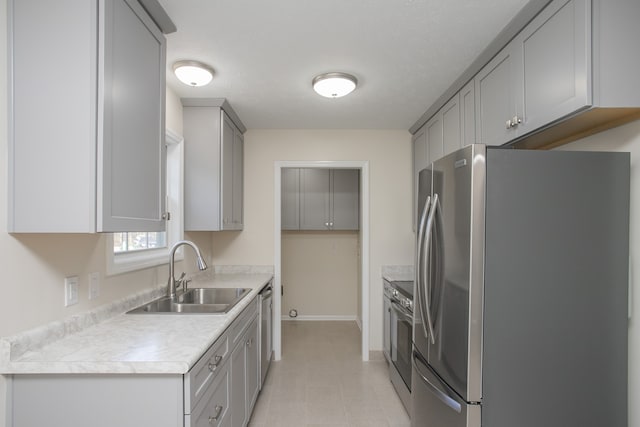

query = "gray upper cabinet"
[475,43,520,146]
[300,169,331,230]
[281,169,301,230]
[460,81,476,147]
[413,0,640,150]
[331,169,360,230]
[8,0,168,233]
[476,0,588,145]
[442,94,462,156]
[283,168,359,231]
[222,112,244,230]
[183,99,245,231]
[412,126,428,230]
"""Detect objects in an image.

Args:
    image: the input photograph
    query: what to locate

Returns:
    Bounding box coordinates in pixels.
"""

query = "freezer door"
[426,145,485,403]
[411,350,481,427]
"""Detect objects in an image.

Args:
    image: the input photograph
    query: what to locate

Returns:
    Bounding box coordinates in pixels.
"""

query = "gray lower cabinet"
[8,0,168,233]
[183,99,246,231]
[283,168,359,231]
[7,297,262,427]
[232,317,260,427]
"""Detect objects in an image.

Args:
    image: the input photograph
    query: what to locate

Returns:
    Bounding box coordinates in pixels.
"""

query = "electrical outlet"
[64,276,79,306]
[89,272,100,300]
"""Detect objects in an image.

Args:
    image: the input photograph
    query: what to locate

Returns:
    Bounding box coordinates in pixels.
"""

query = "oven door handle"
[390,301,413,323]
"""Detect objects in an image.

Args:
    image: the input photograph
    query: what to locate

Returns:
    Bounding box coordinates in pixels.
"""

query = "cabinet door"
[426,114,444,162]
[300,169,331,230]
[230,336,247,426]
[221,112,235,229]
[245,319,260,420]
[330,169,360,230]
[460,81,476,147]
[475,43,520,146]
[281,168,300,230]
[412,126,428,231]
[232,129,244,228]
[98,0,166,232]
[442,94,461,156]
[516,0,590,136]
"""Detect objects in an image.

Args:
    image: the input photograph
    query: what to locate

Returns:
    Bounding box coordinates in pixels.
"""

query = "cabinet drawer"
[185,331,229,412]
[186,360,231,427]
[230,297,258,346]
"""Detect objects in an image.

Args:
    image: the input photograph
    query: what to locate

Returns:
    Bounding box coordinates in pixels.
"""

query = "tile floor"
[248,321,411,427]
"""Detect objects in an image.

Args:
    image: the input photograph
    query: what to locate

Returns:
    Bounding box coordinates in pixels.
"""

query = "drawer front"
[186,361,231,427]
[185,331,229,411]
[230,297,258,346]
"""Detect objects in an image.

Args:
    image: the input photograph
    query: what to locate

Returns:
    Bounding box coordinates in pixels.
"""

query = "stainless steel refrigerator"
[411,144,629,427]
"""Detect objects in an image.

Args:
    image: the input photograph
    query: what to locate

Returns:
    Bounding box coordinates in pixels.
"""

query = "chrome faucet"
[167,240,208,298]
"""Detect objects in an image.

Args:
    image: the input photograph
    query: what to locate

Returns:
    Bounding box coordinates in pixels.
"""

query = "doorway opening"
[273,161,370,361]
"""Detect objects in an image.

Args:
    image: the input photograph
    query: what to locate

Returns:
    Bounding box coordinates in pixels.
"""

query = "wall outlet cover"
[65,276,79,306]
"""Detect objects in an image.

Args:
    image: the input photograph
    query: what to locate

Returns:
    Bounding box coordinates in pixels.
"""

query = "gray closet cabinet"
[281,168,360,230]
[8,0,168,233]
[475,0,590,145]
[283,169,359,231]
[183,99,245,231]
[281,169,301,230]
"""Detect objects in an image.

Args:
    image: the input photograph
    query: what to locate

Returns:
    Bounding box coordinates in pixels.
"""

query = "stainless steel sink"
[127,287,251,314]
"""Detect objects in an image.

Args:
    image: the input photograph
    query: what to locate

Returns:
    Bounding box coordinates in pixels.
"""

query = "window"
[106,129,184,275]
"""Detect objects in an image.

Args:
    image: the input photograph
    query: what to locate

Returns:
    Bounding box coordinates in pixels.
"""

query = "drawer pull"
[208,355,223,372]
[208,405,223,424]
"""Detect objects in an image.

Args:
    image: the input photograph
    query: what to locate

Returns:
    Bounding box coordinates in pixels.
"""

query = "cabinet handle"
[208,405,223,424]
[208,355,223,372]
[325,222,329,228]
[507,115,523,129]
[246,338,253,347]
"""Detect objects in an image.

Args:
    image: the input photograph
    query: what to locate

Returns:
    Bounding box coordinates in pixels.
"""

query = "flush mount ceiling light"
[173,60,214,87]
[312,72,358,98]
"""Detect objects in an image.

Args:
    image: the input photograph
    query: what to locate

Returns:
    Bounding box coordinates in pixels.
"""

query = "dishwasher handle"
[260,284,273,299]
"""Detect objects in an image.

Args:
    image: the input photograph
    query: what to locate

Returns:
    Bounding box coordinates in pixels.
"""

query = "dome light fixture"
[173,60,214,87]
[312,72,358,98]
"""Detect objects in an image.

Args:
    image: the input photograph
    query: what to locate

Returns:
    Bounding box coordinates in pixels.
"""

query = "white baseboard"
[281,315,357,321]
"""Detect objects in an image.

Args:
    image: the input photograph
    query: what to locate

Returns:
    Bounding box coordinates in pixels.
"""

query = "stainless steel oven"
[383,279,414,413]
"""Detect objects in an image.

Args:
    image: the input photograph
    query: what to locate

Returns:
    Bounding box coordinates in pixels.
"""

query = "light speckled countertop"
[0,268,273,375]
[381,265,414,283]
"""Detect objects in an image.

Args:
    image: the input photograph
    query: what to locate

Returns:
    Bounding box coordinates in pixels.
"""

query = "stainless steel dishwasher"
[259,281,273,387]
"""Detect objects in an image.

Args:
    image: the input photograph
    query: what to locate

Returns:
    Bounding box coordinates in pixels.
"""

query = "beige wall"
[281,231,359,318]
[207,129,415,348]
[556,119,640,427]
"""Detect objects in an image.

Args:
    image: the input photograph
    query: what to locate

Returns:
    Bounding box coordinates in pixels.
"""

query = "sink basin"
[127,287,251,314]
[177,287,250,305]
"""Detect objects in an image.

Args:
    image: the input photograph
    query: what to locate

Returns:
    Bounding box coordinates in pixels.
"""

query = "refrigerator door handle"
[412,351,462,414]
[422,193,439,345]
[416,195,431,341]
[431,194,446,329]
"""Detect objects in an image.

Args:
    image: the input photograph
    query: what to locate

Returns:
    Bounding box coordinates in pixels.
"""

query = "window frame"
[106,128,184,275]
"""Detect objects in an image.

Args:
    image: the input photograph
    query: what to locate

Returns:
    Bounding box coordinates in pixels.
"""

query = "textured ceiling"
[159,0,529,130]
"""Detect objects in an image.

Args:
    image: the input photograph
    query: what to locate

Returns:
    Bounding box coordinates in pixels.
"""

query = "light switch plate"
[64,276,79,306]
